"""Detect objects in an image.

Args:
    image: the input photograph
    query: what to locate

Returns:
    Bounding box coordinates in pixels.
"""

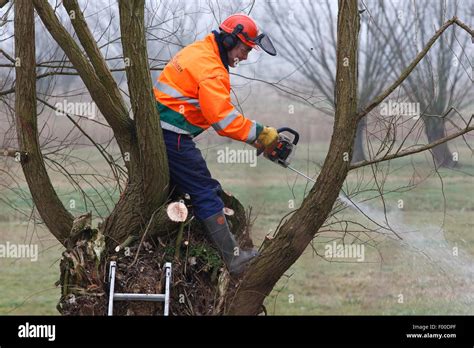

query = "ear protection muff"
[222,24,244,50]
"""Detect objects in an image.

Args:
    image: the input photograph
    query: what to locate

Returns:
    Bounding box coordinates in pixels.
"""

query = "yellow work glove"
[257,126,278,147]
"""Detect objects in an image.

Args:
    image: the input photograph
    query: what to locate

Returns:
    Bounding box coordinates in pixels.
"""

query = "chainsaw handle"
[277,127,299,145]
[253,127,299,156]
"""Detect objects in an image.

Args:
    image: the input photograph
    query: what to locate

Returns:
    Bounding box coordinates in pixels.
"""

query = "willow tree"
[9,0,473,315]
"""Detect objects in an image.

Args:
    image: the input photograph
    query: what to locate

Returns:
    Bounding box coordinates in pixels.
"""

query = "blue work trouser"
[162,129,224,220]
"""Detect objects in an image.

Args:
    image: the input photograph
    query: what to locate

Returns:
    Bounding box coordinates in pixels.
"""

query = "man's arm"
[198,76,263,143]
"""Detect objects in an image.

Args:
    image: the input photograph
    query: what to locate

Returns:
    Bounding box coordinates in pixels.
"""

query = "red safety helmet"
[219,14,277,56]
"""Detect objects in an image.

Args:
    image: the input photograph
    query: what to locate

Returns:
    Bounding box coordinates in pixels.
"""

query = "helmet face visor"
[241,31,277,56]
[255,33,277,56]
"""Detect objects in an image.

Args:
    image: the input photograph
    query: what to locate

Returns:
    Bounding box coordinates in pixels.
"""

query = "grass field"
[0,140,472,315]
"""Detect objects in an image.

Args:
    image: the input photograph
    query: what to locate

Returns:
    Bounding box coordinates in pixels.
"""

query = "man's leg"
[162,130,258,274]
[162,130,223,220]
[201,210,259,275]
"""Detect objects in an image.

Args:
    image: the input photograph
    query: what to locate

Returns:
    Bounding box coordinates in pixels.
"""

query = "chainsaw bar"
[286,165,316,183]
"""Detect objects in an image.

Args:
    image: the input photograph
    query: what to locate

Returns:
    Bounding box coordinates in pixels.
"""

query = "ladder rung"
[108,261,172,315]
[113,293,165,301]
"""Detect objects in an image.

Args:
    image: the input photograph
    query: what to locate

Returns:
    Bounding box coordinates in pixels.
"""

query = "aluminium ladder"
[108,261,172,316]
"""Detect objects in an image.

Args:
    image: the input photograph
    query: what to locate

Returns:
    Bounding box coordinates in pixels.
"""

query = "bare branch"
[14,0,73,245]
[62,0,128,114]
[350,118,474,170]
[32,0,134,161]
[357,17,473,121]
[0,48,15,62]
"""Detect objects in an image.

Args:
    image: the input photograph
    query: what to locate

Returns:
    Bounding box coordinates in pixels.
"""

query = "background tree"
[265,0,395,162]
[264,0,472,166]
[366,0,472,168]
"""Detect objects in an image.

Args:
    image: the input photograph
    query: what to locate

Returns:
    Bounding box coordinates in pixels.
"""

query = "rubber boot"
[202,211,258,275]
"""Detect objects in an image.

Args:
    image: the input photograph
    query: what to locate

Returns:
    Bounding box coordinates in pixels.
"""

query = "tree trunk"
[424,117,457,168]
[14,0,73,245]
[422,18,457,169]
[32,0,170,245]
[101,0,171,245]
[118,0,169,209]
[228,0,361,315]
[57,191,251,316]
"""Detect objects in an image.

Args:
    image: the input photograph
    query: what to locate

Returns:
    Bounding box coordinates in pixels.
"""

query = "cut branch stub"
[166,201,188,222]
[223,207,234,216]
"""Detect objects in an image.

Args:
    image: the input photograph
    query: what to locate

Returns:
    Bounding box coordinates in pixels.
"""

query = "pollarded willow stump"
[57,191,256,315]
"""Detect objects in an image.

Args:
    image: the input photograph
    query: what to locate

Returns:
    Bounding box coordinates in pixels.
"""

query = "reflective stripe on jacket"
[153,33,262,143]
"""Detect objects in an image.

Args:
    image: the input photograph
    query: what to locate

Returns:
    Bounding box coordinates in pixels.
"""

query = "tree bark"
[118,0,169,208]
[101,0,170,244]
[228,0,360,315]
[14,0,73,245]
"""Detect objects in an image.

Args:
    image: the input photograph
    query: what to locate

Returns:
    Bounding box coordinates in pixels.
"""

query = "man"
[153,14,278,275]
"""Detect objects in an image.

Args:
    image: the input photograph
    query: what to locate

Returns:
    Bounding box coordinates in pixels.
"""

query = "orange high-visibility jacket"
[153,33,262,143]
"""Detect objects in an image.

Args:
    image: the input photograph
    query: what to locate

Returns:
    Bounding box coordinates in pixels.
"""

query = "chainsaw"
[254,128,360,211]
[254,127,316,183]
